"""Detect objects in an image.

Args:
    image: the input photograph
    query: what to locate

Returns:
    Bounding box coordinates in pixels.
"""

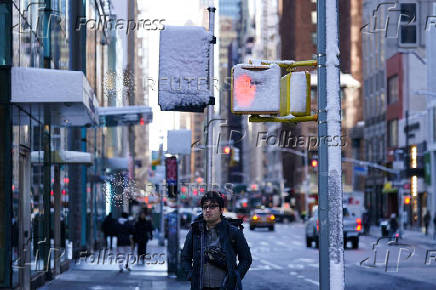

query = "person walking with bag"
[181,191,252,290]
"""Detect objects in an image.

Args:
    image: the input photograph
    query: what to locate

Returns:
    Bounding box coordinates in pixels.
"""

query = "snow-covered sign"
[167,129,192,155]
[158,26,211,112]
[231,64,281,114]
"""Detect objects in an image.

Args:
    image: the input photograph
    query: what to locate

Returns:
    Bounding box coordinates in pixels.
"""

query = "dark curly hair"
[200,191,224,209]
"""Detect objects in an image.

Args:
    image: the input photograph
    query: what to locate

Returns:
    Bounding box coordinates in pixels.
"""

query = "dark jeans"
[137,242,147,257]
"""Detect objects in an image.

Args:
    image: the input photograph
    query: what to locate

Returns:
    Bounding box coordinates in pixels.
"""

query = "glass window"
[311,11,317,24]
[388,119,399,147]
[311,32,317,45]
[387,75,399,104]
[400,3,417,45]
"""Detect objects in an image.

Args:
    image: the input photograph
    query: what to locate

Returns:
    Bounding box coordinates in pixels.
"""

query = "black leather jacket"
[181,215,252,290]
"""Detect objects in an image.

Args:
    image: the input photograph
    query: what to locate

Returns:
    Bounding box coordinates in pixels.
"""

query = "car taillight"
[316,220,319,231]
[356,218,362,231]
[269,214,275,220]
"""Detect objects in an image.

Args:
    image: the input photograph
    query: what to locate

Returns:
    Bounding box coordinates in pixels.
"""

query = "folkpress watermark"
[75,16,166,34]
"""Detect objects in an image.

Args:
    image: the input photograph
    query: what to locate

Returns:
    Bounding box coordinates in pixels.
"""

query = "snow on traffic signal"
[280,71,311,117]
[231,64,281,114]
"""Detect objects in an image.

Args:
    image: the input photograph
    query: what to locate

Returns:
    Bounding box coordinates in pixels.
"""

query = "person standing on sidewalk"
[117,212,134,272]
[424,211,431,236]
[101,213,116,249]
[134,211,153,259]
[181,191,252,290]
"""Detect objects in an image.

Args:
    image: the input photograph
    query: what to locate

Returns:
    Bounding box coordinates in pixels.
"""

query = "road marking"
[287,263,305,270]
[307,263,319,268]
[258,259,283,270]
[250,264,273,271]
[304,278,320,286]
[296,258,315,263]
[297,275,304,279]
[275,241,288,246]
[289,271,297,276]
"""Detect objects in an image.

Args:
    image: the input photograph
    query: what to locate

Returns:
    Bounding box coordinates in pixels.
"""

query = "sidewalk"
[369,225,436,246]
[38,239,190,290]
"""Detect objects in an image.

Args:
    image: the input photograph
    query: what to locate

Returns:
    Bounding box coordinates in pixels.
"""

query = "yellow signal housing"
[280,73,291,116]
[280,71,311,117]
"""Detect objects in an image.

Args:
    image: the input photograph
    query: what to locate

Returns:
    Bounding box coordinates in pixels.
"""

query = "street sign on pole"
[165,156,178,198]
[167,130,192,155]
[158,26,212,112]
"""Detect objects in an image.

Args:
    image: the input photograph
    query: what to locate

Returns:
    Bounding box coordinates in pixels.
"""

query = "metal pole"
[304,149,309,219]
[206,5,215,190]
[54,165,61,276]
[158,142,165,246]
[318,0,344,288]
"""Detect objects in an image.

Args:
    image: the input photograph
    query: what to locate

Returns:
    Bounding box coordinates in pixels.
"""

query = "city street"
[39,221,436,289]
[2,0,436,289]
[240,223,436,289]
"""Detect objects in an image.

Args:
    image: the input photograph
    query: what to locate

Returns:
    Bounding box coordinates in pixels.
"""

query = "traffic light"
[311,159,318,168]
[223,145,231,155]
[231,64,281,114]
[404,195,411,205]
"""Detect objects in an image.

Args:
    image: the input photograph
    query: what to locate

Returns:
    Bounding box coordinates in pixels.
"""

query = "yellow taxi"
[249,210,276,231]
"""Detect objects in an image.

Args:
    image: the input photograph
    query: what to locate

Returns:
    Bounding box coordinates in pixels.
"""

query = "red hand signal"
[235,74,256,107]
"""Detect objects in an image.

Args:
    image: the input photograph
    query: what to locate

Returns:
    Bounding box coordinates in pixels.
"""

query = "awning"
[11,67,99,127]
[102,157,129,170]
[31,151,93,165]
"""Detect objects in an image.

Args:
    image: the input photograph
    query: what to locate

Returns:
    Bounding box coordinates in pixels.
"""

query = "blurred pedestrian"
[433,214,436,239]
[424,211,431,236]
[389,213,399,236]
[117,212,134,272]
[362,210,370,235]
[134,211,153,260]
[101,213,116,249]
[181,191,252,290]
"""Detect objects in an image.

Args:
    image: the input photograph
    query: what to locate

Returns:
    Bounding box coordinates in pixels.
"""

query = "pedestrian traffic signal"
[280,71,311,116]
[231,64,281,114]
[404,195,411,204]
[223,145,231,154]
[311,159,318,168]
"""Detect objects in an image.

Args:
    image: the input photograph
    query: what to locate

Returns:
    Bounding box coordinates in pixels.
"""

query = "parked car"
[305,206,362,248]
[249,210,276,231]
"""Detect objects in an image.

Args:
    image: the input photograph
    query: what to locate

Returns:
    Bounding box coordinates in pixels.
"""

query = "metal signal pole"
[206,4,215,190]
[317,0,344,289]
